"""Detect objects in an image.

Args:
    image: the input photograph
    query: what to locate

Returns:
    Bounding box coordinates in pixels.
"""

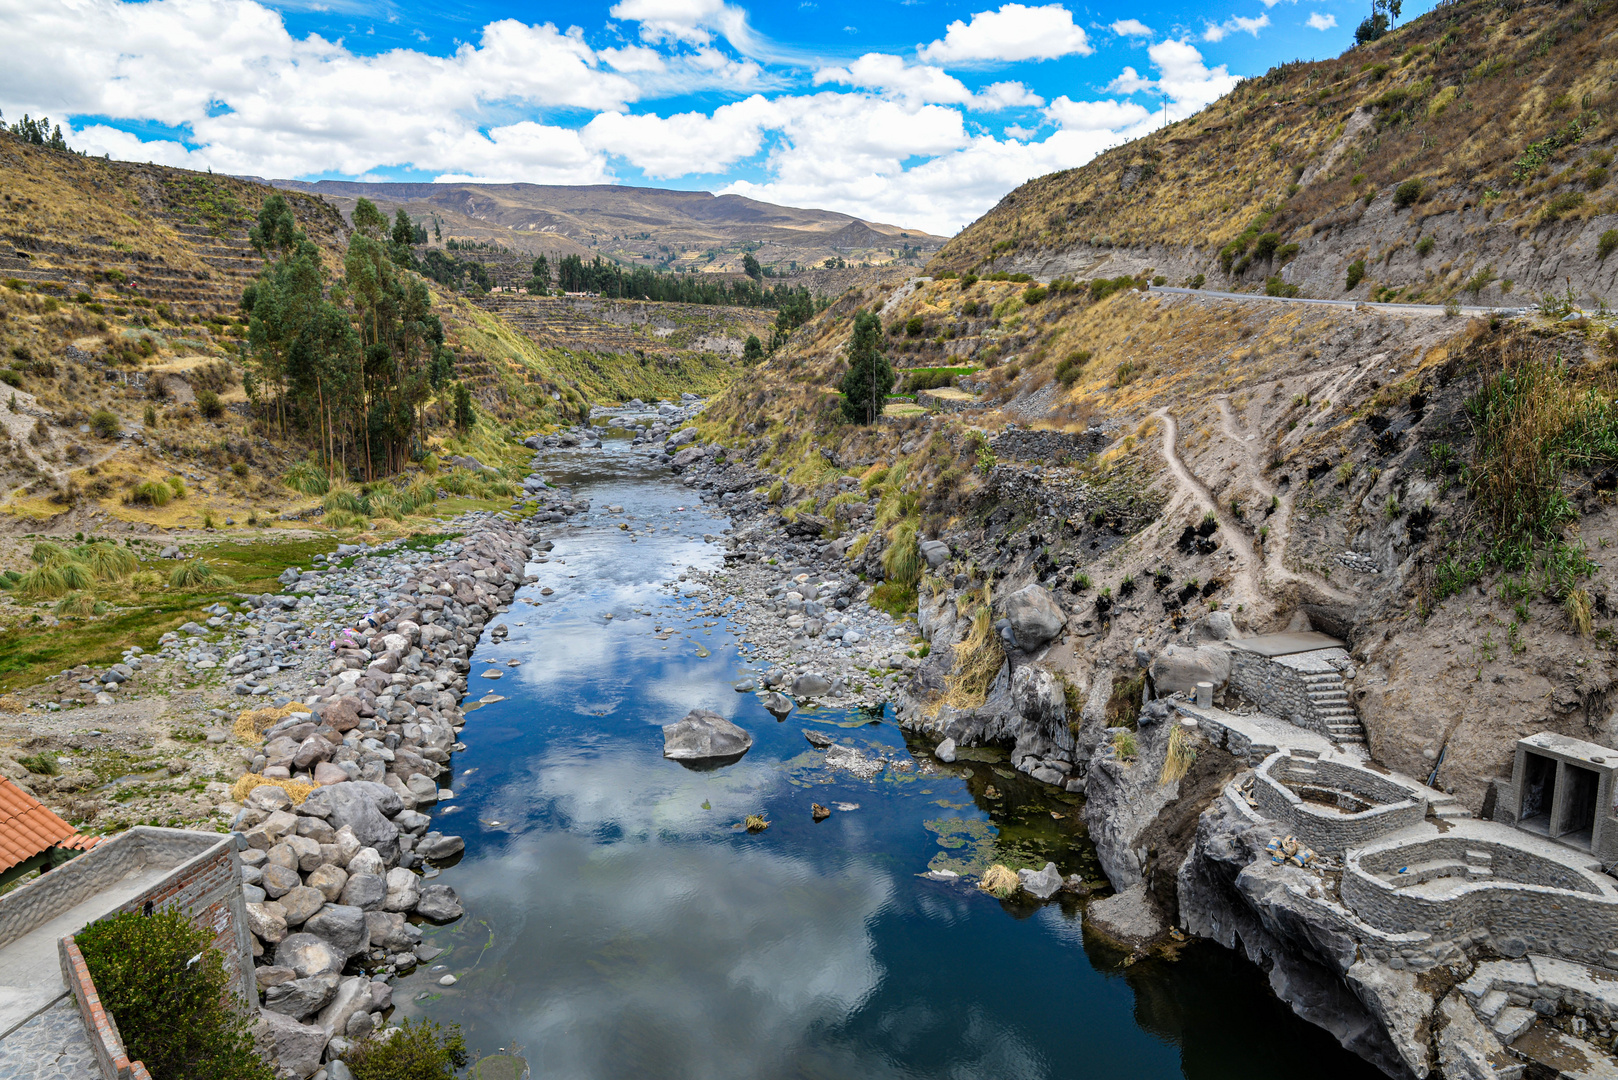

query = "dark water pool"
[396,442,1382,1080]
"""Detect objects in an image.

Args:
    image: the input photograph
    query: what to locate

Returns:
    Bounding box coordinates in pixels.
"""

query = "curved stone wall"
[1251,752,1428,855]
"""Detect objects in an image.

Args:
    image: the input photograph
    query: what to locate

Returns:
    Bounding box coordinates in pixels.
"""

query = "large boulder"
[275,933,346,979]
[303,904,368,958]
[262,974,339,1019]
[415,884,464,923]
[365,911,422,951]
[1148,643,1233,696]
[1018,862,1064,901]
[316,975,373,1040]
[919,540,951,569]
[382,867,421,913]
[1003,585,1066,651]
[339,872,386,910]
[300,782,400,860]
[259,1010,326,1079]
[661,709,752,764]
[790,673,832,698]
[1011,666,1066,732]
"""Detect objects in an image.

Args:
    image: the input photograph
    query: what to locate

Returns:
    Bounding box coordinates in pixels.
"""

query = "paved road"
[1147,284,1532,318]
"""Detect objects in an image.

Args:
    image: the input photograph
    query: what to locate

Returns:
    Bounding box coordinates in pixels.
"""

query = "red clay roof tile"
[0,776,77,872]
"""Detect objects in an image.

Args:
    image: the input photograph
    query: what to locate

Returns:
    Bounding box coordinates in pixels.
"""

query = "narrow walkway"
[1147,284,1529,318]
[0,997,95,1079]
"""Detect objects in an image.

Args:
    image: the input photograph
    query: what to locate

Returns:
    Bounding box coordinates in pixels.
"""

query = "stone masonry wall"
[1341,839,1618,970]
[989,427,1111,462]
[1229,648,1352,736]
[1252,754,1427,855]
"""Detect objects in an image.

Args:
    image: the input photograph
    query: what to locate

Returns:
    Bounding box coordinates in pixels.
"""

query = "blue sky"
[0,0,1433,234]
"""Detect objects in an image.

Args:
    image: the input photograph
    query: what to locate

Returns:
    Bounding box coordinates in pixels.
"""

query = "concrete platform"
[1171,700,1337,762]
[1229,631,1347,657]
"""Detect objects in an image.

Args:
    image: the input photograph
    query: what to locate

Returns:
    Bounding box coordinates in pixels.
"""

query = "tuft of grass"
[169,562,235,589]
[323,480,366,515]
[1565,587,1593,637]
[18,563,90,598]
[55,593,106,617]
[744,814,770,832]
[166,476,186,499]
[945,585,1002,710]
[1160,725,1198,784]
[1111,730,1139,760]
[282,460,330,496]
[73,542,137,580]
[29,541,75,567]
[324,509,368,531]
[979,864,1019,899]
[882,518,923,587]
[18,751,59,775]
[1106,673,1145,728]
[129,480,171,507]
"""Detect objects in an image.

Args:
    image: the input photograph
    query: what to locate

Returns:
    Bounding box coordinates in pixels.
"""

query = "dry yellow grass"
[232,701,309,743]
[979,864,1020,898]
[228,774,315,805]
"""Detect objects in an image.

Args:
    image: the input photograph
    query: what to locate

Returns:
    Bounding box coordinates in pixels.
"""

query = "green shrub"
[1265,276,1299,298]
[1188,273,1205,289]
[90,409,119,439]
[1022,284,1048,304]
[904,315,925,336]
[1345,260,1366,291]
[1417,235,1436,257]
[1393,179,1424,209]
[344,1020,468,1080]
[1055,350,1091,388]
[196,389,223,419]
[1599,229,1618,261]
[130,480,171,507]
[1252,232,1281,261]
[76,909,272,1080]
[167,476,186,498]
[1089,275,1138,302]
[1543,191,1585,221]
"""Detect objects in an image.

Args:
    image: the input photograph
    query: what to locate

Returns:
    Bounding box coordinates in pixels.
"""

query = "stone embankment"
[210,470,599,1077]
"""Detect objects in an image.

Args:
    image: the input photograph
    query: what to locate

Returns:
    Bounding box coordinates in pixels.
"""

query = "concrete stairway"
[1302,670,1367,745]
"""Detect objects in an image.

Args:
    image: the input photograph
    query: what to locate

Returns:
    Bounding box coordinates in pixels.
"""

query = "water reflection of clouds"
[488,741,779,840]
[436,833,896,1080]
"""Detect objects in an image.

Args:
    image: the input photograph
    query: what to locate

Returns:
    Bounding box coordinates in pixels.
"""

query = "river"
[393,441,1383,1080]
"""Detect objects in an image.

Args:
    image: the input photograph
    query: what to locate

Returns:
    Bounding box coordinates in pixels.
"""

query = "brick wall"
[58,936,152,1080]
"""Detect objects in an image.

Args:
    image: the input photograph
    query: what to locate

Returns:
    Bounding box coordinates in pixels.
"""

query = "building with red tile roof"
[0,777,89,887]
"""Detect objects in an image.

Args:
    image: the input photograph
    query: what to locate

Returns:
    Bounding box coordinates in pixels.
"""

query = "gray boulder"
[415,883,464,922]
[303,904,368,958]
[278,886,325,927]
[790,673,832,697]
[316,975,372,1040]
[662,709,752,763]
[1084,882,1166,946]
[365,910,422,951]
[934,738,957,763]
[301,781,402,861]
[1003,585,1066,651]
[339,872,386,911]
[383,867,421,913]
[919,540,951,569]
[275,933,346,979]
[760,692,794,717]
[262,974,339,1019]
[1011,666,1066,730]
[1018,862,1063,901]
[1148,643,1233,696]
[259,1010,326,1079]
[415,833,464,861]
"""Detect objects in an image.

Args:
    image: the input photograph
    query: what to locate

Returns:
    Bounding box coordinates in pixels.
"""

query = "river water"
[395,442,1383,1080]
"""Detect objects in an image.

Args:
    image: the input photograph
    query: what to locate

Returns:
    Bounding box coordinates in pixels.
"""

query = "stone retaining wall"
[989,427,1111,462]
[1342,835,1618,970]
[1229,648,1351,735]
[58,937,152,1080]
[1252,752,1428,855]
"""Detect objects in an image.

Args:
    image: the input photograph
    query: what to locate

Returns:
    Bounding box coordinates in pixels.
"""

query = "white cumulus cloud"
[1109,18,1154,37]
[1044,96,1151,131]
[918,3,1093,64]
[1306,11,1338,29]
[1203,12,1270,41]
[813,53,973,106]
[974,80,1045,110]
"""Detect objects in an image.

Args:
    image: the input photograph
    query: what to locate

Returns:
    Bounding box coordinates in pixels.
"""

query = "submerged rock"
[663,709,754,763]
[802,728,833,749]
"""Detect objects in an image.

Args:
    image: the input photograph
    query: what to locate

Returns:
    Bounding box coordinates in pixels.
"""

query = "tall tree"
[743,253,762,283]
[839,310,894,425]
[352,197,388,240]
[742,334,763,365]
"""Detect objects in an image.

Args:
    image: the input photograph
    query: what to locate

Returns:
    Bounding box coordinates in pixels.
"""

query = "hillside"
[932,0,1618,307]
[262,178,947,278]
[0,135,764,541]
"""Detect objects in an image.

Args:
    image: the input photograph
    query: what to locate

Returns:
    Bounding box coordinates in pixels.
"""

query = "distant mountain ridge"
[247,178,948,279]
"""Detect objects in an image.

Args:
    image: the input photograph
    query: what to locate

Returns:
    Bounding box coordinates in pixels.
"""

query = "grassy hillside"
[267,178,947,278]
[933,0,1618,305]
